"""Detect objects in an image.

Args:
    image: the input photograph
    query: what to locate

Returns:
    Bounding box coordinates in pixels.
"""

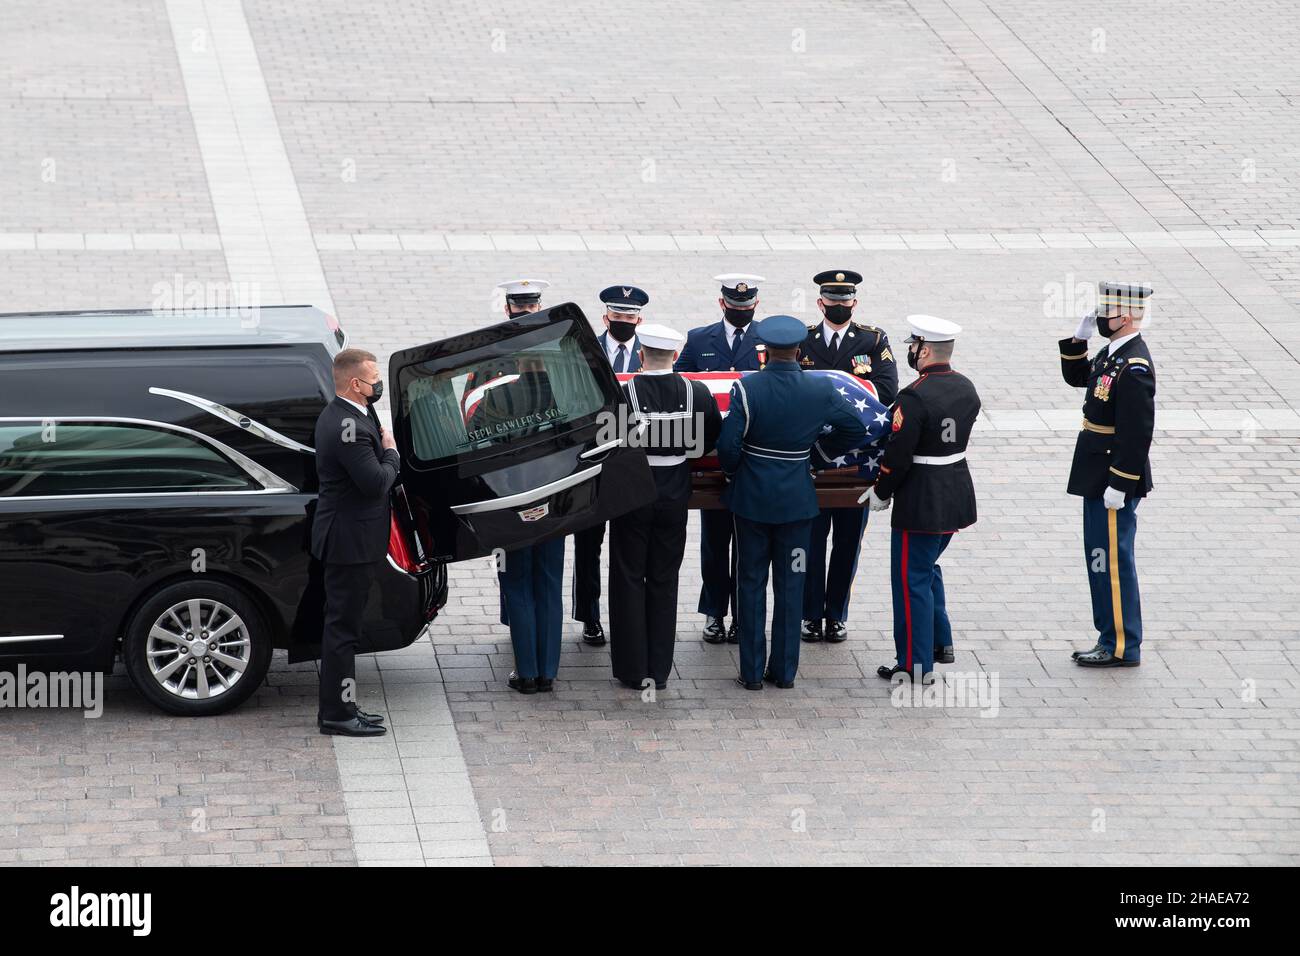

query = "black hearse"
[0,303,652,715]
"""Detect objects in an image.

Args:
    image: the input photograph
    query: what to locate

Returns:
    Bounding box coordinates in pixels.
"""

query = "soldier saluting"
[863,315,980,681]
[1059,282,1156,668]
[798,269,898,644]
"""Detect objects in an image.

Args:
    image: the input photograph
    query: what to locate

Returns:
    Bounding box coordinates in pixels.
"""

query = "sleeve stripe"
[1108,466,1141,481]
[1060,352,1088,360]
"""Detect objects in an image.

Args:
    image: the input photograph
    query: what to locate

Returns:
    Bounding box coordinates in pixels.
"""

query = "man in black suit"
[312,347,399,737]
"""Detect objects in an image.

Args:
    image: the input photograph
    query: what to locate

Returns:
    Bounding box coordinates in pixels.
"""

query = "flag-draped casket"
[616,369,891,509]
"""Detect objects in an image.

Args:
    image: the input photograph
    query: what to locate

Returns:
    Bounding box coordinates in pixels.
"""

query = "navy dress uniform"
[572,285,650,647]
[1059,282,1156,668]
[608,324,723,690]
[493,279,566,695]
[799,269,900,643]
[866,315,981,680]
[717,315,868,690]
[675,274,767,644]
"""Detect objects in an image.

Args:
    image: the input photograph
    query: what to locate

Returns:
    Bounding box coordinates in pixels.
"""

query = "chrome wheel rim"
[145,598,251,701]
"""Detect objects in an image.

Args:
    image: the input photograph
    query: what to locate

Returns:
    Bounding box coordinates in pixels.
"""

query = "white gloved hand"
[1073,312,1095,341]
[1103,486,1126,510]
[858,487,891,511]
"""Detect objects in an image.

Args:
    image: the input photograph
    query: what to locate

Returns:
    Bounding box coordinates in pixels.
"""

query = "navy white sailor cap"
[496,278,550,303]
[636,323,684,351]
[715,273,765,307]
[905,314,961,343]
[599,285,649,315]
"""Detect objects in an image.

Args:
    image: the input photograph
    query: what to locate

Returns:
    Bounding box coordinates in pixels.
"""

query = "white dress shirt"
[822,321,850,349]
[1105,331,1140,356]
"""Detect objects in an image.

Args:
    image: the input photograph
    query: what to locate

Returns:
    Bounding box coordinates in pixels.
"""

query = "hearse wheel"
[123,580,272,716]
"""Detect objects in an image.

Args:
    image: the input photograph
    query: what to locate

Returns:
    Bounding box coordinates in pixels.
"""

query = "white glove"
[858,487,891,511]
[1073,312,1095,341]
[1103,486,1126,510]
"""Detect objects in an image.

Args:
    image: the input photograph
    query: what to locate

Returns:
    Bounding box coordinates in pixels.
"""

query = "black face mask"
[362,379,384,405]
[723,307,753,328]
[1095,311,1122,338]
[823,304,853,324]
[906,344,921,370]
[607,319,637,342]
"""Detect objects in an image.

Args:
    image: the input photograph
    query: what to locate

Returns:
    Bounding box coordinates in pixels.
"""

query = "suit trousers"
[571,522,605,625]
[499,537,565,680]
[319,560,373,721]
[696,508,737,618]
[733,514,812,684]
[890,530,953,676]
[803,506,869,622]
[608,493,690,686]
[1083,497,1142,661]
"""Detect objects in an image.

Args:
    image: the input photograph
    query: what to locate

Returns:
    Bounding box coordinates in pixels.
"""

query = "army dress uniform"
[675,274,768,644]
[492,279,565,695]
[870,315,981,679]
[799,269,899,643]
[1059,283,1156,667]
[572,285,649,647]
[716,315,867,690]
[608,324,723,690]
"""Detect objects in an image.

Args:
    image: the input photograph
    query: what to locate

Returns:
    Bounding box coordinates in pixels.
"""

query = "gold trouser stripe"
[1108,509,1126,660]
[1081,419,1116,434]
[1060,352,1087,360]
[1109,465,1140,480]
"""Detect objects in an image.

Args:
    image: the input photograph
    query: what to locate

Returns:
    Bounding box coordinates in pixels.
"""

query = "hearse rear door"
[389,302,655,563]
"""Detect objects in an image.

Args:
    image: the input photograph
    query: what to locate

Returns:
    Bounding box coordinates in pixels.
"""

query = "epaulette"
[806,323,819,333]
[851,321,880,334]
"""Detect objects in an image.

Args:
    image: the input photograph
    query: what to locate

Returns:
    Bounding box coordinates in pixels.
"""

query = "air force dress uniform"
[572,285,650,646]
[676,274,767,643]
[799,270,900,643]
[1059,283,1156,667]
[494,279,565,695]
[608,324,723,690]
[717,315,868,690]
[868,316,981,679]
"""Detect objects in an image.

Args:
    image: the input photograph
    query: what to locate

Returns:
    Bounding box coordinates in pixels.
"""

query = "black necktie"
[732,329,744,356]
[830,331,840,352]
[613,344,626,373]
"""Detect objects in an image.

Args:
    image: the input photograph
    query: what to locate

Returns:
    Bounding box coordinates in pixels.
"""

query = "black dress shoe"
[763,671,794,689]
[726,620,739,644]
[617,677,644,690]
[318,709,385,728]
[824,620,848,643]
[582,622,606,646]
[1071,643,1103,661]
[319,716,387,737]
[735,677,763,691]
[1075,648,1139,668]
[934,645,955,664]
[702,616,726,644]
[535,678,554,693]
[877,664,913,681]
[800,619,823,643]
[654,680,668,691]
[508,672,538,694]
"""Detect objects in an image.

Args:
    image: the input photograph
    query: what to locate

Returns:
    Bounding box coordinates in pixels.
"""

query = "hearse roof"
[0,304,344,352]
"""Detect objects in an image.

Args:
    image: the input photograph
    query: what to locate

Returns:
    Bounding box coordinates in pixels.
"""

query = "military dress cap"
[814,269,863,302]
[1098,281,1154,311]
[635,322,684,351]
[599,285,649,315]
[496,278,550,304]
[715,273,765,307]
[754,314,807,348]
[905,314,961,343]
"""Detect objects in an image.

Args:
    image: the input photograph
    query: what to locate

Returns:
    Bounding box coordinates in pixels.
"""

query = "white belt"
[646,454,687,467]
[912,452,966,465]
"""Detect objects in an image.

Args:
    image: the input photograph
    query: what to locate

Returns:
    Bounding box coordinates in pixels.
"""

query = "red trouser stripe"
[901,531,913,671]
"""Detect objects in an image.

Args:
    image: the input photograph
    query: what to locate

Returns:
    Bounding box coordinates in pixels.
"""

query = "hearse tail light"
[323,311,346,348]
[387,514,423,574]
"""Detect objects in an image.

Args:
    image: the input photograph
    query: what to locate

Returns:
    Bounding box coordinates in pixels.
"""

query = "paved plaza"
[1,0,1299,866]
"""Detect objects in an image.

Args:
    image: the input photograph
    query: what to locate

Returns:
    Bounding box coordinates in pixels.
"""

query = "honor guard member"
[608,323,722,690]
[571,284,650,648]
[676,274,767,645]
[799,269,899,643]
[717,315,867,690]
[863,315,980,681]
[1060,282,1156,668]
[493,279,566,694]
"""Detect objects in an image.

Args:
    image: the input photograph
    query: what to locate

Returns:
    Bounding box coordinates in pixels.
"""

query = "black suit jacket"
[800,321,899,405]
[311,396,401,565]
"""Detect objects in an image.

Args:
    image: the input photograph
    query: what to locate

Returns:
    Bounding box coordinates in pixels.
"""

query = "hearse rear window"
[402,321,607,462]
[0,422,255,497]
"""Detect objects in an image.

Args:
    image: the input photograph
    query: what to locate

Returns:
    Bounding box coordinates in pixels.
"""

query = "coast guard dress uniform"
[1059,282,1156,667]
[717,315,867,690]
[799,269,899,643]
[866,315,981,680]
[493,279,565,695]
[608,324,722,690]
[675,274,767,645]
[572,285,649,647]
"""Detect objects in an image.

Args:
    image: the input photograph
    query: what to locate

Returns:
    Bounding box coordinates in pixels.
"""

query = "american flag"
[616,369,891,480]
